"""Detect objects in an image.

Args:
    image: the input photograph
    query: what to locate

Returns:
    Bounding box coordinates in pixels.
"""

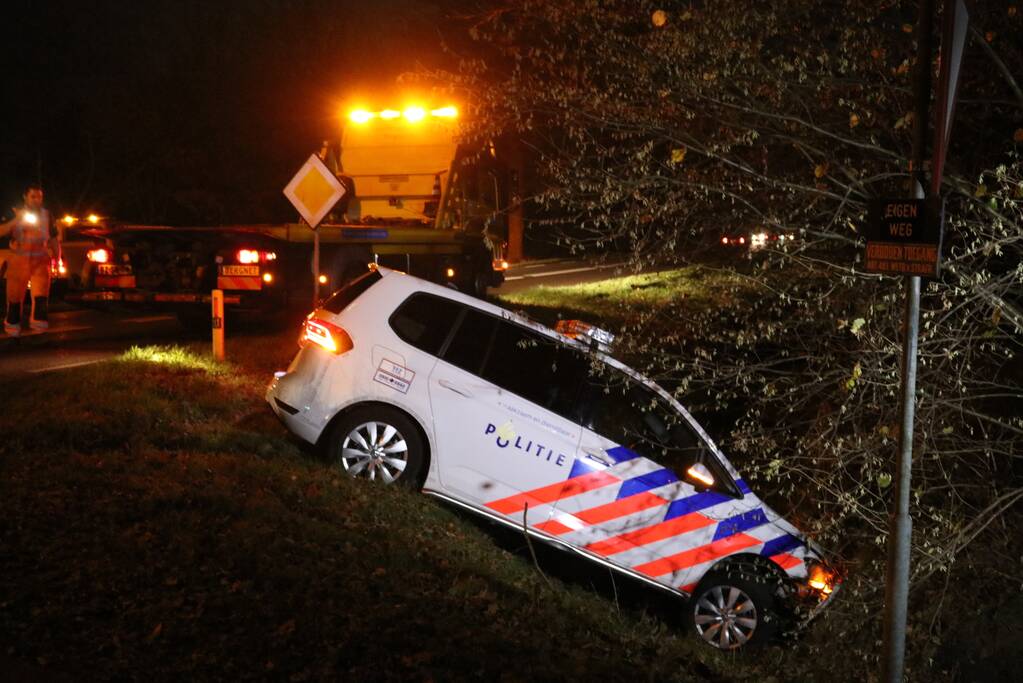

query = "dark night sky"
[3,0,460,224]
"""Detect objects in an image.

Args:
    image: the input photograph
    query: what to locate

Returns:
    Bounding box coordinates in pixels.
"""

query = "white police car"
[266,266,839,650]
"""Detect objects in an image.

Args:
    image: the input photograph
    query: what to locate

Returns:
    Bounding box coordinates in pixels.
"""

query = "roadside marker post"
[212,289,225,361]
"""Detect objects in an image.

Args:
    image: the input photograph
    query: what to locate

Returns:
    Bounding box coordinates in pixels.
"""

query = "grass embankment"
[498,266,753,328]
[0,333,764,681]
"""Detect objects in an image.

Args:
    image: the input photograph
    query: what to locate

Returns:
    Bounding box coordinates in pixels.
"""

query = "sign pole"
[312,225,320,311]
[881,0,932,679]
[282,152,348,312]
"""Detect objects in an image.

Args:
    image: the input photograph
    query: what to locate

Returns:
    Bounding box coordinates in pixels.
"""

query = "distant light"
[652,9,668,27]
[721,237,729,245]
[24,212,39,225]
[263,272,274,283]
[379,109,400,120]
[318,274,328,285]
[62,214,77,226]
[403,106,426,122]
[87,214,100,224]
[445,267,455,278]
[349,109,374,124]
[738,236,745,245]
[431,106,458,118]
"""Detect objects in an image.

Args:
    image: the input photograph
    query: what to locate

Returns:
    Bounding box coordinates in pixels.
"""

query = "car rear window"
[389,292,463,355]
[322,269,383,314]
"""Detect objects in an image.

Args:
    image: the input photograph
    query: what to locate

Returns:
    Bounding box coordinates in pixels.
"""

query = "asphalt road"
[0,307,186,375]
[491,257,630,295]
[0,258,625,376]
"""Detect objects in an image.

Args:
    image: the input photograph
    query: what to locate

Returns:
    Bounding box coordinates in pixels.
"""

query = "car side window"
[481,320,588,419]
[578,368,739,496]
[389,293,463,355]
[442,308,497,374]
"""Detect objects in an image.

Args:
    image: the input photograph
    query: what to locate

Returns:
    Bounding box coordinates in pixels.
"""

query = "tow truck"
[67,101,511,324]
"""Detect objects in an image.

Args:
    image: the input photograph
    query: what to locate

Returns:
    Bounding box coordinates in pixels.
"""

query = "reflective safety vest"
[11,209,52,257]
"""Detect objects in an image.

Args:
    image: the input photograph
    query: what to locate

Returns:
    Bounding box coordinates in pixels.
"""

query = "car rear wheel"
[688,563,784,650]
[326,407,425,488]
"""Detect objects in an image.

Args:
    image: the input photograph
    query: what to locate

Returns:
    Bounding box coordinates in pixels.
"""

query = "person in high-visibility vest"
[0,184,57,336]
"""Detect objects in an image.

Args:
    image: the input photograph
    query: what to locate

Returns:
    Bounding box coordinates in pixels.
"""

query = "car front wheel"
[326,406,425,488]
[688,563,785,650]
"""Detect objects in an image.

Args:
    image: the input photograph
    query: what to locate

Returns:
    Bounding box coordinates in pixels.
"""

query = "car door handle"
[438,379,473,398]
[583,450,613,467]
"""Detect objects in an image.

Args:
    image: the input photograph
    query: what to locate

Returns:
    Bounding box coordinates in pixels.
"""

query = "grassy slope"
[0,333,768,682]
[498,266,750,328]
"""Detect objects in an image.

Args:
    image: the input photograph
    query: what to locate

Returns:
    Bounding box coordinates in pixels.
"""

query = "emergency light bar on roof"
[348,105,458,124]
[555,319,615,352]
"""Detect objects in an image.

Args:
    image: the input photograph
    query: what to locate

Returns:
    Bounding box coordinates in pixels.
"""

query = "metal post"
[312,226,320,311]
[881,1,932,680]
[211,289,225,361]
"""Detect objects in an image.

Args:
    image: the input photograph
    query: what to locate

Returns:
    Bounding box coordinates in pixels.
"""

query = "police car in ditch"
[266,266,840,650]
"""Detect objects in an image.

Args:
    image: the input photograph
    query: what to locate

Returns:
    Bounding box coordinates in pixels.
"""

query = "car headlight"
[805,560,839,596]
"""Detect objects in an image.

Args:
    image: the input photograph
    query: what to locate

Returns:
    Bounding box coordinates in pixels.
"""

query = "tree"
[433,0,1023,670]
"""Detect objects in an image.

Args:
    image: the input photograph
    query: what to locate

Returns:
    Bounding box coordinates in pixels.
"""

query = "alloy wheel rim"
[340,421,408,484]
[693,585,758,650]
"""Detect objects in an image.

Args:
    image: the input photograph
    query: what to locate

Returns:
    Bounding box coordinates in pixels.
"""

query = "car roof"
[376,265,599,354]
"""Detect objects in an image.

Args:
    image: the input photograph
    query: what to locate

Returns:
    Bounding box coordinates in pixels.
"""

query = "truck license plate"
[97,264,132,275]
[221,265,259,276]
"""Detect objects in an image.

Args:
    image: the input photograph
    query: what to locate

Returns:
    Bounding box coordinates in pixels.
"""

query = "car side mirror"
[685,462,715,490]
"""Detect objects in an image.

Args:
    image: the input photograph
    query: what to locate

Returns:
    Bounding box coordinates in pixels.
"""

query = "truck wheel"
[687,562,786,650]
[326,406,425,489]
[471,273,489,298]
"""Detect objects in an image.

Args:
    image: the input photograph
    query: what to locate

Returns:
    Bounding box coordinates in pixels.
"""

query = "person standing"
[0,184,57,336]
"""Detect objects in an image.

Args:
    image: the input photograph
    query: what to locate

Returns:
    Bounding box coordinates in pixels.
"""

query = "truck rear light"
[87,248,110,263]
[236,249,275,263]
[302,318,354,355]
[237,249,260,264]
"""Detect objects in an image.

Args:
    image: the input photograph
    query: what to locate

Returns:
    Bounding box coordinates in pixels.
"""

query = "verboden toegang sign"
[864,197,945,277]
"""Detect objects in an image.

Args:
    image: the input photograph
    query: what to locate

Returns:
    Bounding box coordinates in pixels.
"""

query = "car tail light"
[87,248,110,263]
[302,317,354,354]
[492,259,510,271]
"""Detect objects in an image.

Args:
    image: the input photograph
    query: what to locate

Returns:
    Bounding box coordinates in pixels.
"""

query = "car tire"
[687,561,786,650]
[326,406,425,489]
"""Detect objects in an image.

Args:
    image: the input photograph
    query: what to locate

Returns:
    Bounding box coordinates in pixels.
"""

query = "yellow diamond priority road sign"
[283,154,347,229]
